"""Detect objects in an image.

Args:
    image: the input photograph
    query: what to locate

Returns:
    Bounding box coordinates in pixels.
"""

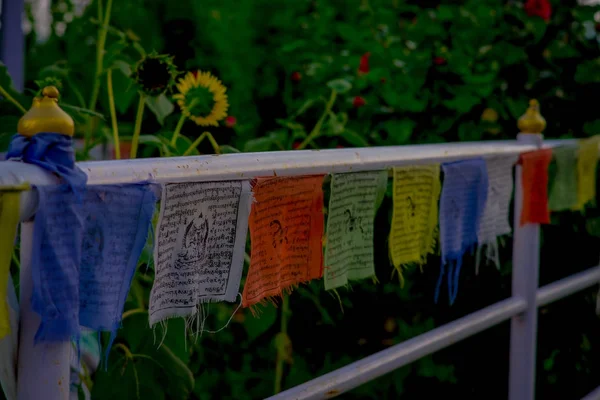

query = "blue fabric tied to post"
[30,182,158,364]
[435,158,488,305]
[6,133,87,193]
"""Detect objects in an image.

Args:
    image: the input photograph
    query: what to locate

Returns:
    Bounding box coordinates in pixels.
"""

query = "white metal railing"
[0,134,598,400]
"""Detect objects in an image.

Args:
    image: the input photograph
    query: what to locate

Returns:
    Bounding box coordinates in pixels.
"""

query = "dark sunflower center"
[137,58,171,94]
[185,86,215,116]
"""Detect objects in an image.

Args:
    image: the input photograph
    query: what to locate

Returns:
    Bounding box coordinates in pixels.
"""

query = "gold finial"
[17,86,74,137]
[517,99,546,134]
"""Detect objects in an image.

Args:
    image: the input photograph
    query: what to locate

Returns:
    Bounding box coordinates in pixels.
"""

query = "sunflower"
[173,70,229,127]
[132,52,178,96]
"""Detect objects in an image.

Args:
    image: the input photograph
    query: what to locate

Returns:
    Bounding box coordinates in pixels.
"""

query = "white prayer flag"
[149,181,252,326]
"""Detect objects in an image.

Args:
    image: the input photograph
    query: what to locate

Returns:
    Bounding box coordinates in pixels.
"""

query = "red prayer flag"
[519,148,552,226]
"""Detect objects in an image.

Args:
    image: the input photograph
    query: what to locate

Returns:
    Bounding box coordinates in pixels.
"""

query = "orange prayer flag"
[519,148,553,226]
[242,175,325,308]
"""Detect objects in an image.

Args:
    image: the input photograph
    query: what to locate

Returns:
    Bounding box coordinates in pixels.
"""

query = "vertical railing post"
[17,221,71,400]
[509,100,545,400]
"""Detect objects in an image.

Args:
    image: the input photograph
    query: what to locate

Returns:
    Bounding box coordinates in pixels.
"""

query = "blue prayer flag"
[31,183,157,350]
[436,158,488,305]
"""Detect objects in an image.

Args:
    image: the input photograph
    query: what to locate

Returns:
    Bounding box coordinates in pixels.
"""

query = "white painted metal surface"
[509,133,543,400]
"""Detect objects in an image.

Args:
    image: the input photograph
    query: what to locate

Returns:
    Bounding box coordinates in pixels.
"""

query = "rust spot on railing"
[325,389,340,398]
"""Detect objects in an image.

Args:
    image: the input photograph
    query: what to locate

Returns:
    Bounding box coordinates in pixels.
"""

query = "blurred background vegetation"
[2,0,600,398]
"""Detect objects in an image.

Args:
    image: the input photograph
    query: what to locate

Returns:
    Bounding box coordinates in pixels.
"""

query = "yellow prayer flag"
[0,187,23,340]
[389,165,441,285]
[575,136,600,211]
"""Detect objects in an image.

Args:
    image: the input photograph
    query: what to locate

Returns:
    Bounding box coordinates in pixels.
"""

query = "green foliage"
[1,0,600,398]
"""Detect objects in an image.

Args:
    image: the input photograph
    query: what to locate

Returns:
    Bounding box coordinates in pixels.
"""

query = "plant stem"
[274,294,290,394]
[0,85,26,114]
[106,69,120,159]
[86,0,113,148]
[170,114,187,147]
[129,93,146,159]
[296,89,337,150]
[182,131,221,156]
[122,308,146,320]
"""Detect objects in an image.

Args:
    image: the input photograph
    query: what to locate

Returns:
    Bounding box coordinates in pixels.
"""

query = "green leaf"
[0,62,28,110]
[584,120,600,135]
[383,119,416,145]
[112,60,132,77]
[103,41,130,71]
[151,344,195,398]
[112,69,137,114]
[443,93,480,113]
[575,59,600,84]
[326,79,352,94]
[219,145,241,153]
[244,305,277,341]
[145,94,174,126]
[243,137,275,152]
[382,88,428,112]
[458,122,482,142]
[340,130,370,147]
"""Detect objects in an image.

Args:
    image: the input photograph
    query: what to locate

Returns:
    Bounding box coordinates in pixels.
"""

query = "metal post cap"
[17,86,74,137]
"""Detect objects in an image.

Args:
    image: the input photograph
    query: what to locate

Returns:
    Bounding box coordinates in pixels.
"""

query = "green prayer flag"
[548,145,578,212]
[324,170,387,290]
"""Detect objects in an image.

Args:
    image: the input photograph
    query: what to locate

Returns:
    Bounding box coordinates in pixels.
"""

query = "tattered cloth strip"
[575,136,600,210]
[149,181,252,327]
[242,176,324,309]
[323,171,387,290]
[519,149,552,226]
[436,158,488,305]
[389,165,441,284]
[0,185,25,340]
[548,145,578,211]
[476,155,517,273]
[31,184,157,348]
[6,133,87,194]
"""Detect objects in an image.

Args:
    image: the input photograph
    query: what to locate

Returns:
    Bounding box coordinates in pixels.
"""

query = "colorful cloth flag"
[476,155,517,273]
[0,186,23,340]
[78,184,157,357]
[389,165,441,284]
[31,184,157,348]
[436,158,488,305]
[519,149,553,226]
[575,136,600,210]
[548,145,578,211]
[323,171,387,290]
[0,276,18,400]
[243,176,324,309]
[149,181,252,326]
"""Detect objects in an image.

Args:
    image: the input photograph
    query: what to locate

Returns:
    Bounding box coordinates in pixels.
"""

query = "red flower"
[336,145,345,149]
[225,116,237,128]
[290,71,302,81]
[433,56,447,66]
[358,52,371,75]
[524,0,551,22]
[292,141,301,150]
[353,96,366,108]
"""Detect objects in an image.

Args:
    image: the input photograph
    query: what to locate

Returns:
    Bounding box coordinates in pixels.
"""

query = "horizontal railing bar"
[79,140,572,185]
[266,297,527,400]
[536,265,600,307]
[581,385,600,400]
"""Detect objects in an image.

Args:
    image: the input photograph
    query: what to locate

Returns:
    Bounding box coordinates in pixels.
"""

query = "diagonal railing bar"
[266,297,527,400]
[268,264,600,400]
